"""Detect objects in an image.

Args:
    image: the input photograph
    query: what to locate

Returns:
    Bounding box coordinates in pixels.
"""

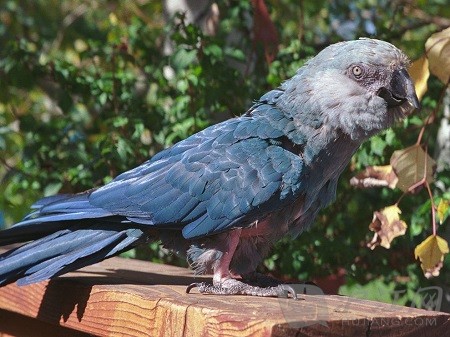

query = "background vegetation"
[1,0,449,310]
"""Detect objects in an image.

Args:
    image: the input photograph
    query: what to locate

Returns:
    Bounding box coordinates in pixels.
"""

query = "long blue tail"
[0,194,149,286]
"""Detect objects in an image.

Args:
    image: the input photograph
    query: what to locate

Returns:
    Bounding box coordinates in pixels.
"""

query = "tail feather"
[0,217,106,246]
[0,230,70,284]
[0,193,115,246]
[19,229,141,285]
[17,210,115,227]
[0,192,150,286]
[20,193,113,226]
[0,226,147,286]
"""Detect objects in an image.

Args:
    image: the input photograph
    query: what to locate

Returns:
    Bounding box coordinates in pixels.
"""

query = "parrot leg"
[186,229,298,299]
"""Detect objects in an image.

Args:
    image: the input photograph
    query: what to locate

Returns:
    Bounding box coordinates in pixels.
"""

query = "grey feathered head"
[278,38,420,140]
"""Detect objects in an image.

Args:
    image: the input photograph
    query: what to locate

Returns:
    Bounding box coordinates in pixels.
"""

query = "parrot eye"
[352,65,363,78]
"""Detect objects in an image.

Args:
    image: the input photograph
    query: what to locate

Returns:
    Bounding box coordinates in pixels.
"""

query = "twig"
[49,3,89,52]
[425,181,437,236]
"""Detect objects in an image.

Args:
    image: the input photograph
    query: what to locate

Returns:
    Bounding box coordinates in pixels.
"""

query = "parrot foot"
[186,279,299,299]
[241,272,319,295]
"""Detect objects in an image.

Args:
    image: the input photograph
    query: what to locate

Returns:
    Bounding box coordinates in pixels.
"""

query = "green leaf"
[172,49,197,70]
[176,78,189,93]
[112,116,129,128]
[116,138,132,161]
[43,182,63,196]
[224,47,246,61]
[370,135,387,156]
[204,44,223,59]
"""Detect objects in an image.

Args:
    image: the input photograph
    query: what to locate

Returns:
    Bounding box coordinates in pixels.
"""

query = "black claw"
[280,284,299,300]
[186,282,202,294]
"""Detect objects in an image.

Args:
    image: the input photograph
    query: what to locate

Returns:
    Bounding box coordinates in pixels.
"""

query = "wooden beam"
[0,309,91,337]
[0,251,448,337]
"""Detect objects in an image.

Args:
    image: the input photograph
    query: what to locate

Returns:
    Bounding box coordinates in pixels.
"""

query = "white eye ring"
[352,66,363,78]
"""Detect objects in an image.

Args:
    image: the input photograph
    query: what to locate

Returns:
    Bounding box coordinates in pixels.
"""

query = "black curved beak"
[377,68,420,110]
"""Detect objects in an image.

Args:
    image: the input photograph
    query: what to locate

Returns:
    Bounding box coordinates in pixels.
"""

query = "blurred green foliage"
[1,0,449,308]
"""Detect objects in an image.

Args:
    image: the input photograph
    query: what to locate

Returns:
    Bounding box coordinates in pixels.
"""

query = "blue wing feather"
[4,99,307,244]
[86,102,308,239]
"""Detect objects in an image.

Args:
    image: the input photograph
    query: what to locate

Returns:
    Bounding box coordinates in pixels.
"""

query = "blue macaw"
[0,38,419,297]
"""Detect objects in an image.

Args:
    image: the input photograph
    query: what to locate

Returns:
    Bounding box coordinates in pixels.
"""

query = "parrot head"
[278,38,420,140]
[332,38,420,117]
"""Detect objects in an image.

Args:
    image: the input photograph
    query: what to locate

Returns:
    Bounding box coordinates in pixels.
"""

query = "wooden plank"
[0,250,448,337]
[0,309,91,337]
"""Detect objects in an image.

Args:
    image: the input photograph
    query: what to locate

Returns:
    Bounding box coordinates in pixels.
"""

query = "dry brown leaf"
[425,27,450,84]
[350,165,398,189]
[414,235,449,278]
[409,55,429,101]
[367,205,407,250]
[390,144,436,193]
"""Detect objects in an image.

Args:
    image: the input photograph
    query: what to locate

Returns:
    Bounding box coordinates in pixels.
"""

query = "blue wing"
[6,90,309,241]
[0,90,310,285]
[89,98,308,239]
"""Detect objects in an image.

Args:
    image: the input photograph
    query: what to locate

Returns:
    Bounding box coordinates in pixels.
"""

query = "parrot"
[0,38,419,298]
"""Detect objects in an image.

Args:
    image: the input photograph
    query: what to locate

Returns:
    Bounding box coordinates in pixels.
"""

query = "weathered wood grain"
[0,249,448,337]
